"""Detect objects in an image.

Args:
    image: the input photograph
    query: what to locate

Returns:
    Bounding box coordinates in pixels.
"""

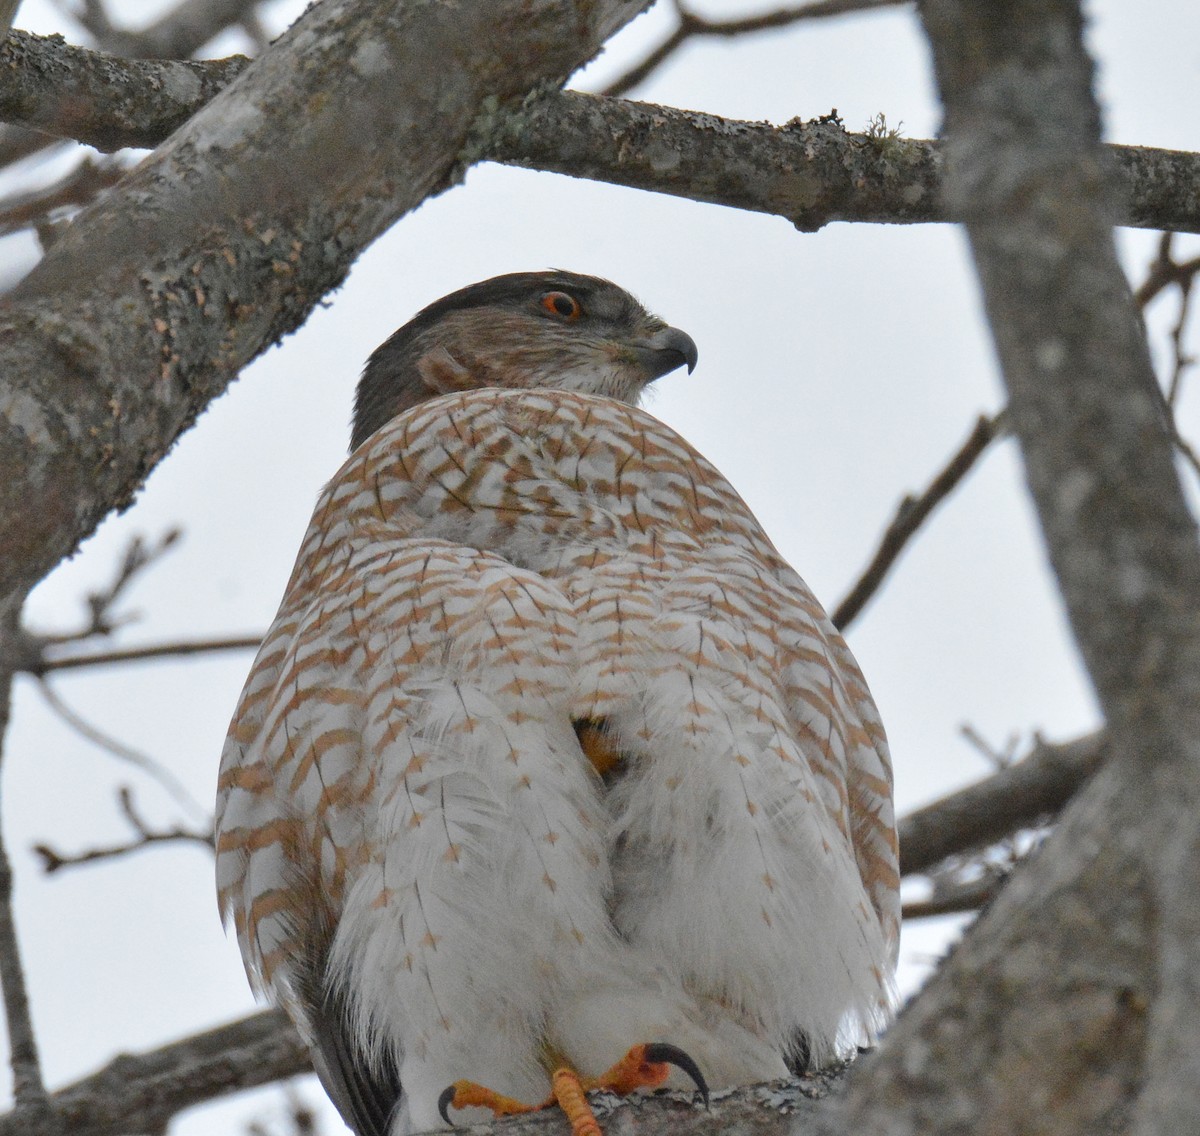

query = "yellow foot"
[438,1080,541,1123]
[439,1044,708,1133]
[583,1042,709,1101]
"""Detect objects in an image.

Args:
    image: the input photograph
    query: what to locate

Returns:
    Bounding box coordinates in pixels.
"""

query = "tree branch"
[0,0,653,610]
[901,874,1000,920]
[0,620,55,1129]
[839,2,1200,1131]
[33,678,207,820]
[2,38,1200,235]
[0,1008,310,1136]
[897,731,1107,875]
[832,412,1001,630]
[0,30,248,153]
[32,785,211,875]
[488,92,1200,234]
[0,157,124,241]
[35,633,261,673]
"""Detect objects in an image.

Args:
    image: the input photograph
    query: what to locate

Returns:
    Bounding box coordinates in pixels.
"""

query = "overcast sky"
[3,1,1199,1133]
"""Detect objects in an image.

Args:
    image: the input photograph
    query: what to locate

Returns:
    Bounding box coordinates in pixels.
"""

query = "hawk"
[215,271,899,1136]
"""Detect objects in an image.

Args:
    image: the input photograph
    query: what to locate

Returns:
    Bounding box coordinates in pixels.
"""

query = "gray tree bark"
[837,3,1200,1132]
[0,0,651,609]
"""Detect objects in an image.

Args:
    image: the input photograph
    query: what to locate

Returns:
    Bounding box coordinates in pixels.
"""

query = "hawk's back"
[216,388,898,1134]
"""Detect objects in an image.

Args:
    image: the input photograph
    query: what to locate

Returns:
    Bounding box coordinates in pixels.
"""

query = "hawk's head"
[350,271,698,451]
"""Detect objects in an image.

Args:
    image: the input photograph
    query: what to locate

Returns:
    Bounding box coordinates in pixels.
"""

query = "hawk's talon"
[640,1043,710,1107]
[438,1079,543,1126]
[436,1043,708,1134]
[437,1084,458,1127]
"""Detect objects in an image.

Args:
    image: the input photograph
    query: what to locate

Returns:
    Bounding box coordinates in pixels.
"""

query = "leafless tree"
[0,1,1198,1134]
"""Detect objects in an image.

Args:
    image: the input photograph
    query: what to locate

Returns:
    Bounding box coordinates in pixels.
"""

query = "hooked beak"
[632,325,699,382]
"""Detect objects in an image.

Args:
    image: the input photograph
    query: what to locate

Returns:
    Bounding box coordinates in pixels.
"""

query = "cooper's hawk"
[215,271,899,1136]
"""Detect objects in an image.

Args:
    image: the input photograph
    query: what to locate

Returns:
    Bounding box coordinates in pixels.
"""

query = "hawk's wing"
[216,389,898,1134]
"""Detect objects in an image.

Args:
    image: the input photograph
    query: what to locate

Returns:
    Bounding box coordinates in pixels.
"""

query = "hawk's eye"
[541,292,582,321]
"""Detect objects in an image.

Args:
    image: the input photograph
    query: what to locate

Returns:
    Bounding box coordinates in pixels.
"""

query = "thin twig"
[34,678,208,822]
[1133,232,1200,481]
[37,633,262,674]
[1132,232,1200,309]
[0,626,55,1127]
[1164,260,1195,408]
[33,785,212,875]
[958,723,1020,771]
[832,412,1002,631]
[599,0,907,97]
[28,529,181,651]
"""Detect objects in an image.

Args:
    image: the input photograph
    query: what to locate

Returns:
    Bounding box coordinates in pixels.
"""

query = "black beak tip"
[641,326,698,380]
[674,329,699,374]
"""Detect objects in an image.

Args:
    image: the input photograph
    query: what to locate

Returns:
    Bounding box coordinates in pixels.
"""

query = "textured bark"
[849,759,1152,1135]
[491,92,1200,234]
[838,2,1200,1132]
[4,36,1200,231]
[0,0,651,609]
[0,29,249,152]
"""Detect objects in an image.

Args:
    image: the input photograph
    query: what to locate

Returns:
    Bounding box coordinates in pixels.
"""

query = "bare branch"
[37,633,262,674]
[0,158,125,245]
[1133,232,1200,482]
[0,128,61,181]
[2,36,1200,236]
[32,785,211,875]
[0,626,55,1128]
[0,30,249,153]
[600,0,907,98]
[832,412,1002,631]
[897,731,1107,876]
[598,17,689,99]
[0,1008,311,1136]
[957,723,1021,770]
[34,678,208,821]
[486,90,1200,235]
[27,529,181,650]
[1133,231,1200,309]
[841,1,1200,1130]
[12,526,234,694]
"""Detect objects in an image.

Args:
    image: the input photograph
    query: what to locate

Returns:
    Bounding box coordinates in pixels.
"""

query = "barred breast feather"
[216,388,898,1134]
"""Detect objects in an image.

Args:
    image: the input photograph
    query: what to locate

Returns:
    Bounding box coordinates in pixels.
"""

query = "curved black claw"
[643,1042,710,1108]
[438,1084,459,1127]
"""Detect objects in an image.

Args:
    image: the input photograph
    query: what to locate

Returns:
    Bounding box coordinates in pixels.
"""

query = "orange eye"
[541,291,582,321]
